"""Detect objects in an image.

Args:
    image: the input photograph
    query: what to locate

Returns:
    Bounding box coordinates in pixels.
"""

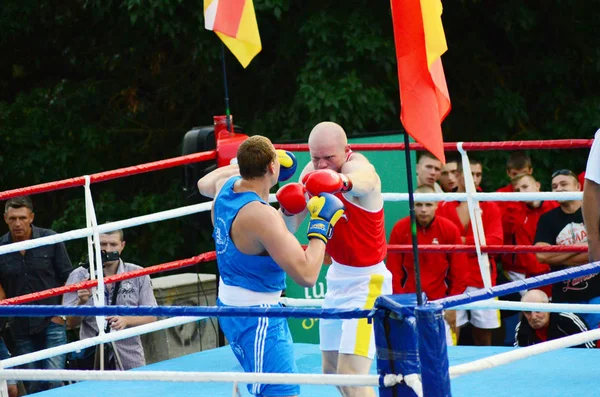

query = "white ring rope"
[380,191,582,202]
[281,297,600,314]
[449,328,600,379]
[0,192,583,256]
[0,201,212,256]
[453,299,600,313]
[0,369,401,387]
[2,316,207,368]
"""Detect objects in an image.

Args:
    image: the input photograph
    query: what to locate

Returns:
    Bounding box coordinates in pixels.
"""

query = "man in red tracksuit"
[501,174,558,297]
[436,160,503,346]
[387,185,468,345]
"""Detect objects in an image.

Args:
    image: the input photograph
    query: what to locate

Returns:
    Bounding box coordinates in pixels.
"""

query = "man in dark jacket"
[514,289,594,348]
[0,196,73,393]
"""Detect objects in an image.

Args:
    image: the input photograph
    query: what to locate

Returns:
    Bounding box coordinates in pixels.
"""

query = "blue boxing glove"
[306,193,345,244]
[277,150,298,182]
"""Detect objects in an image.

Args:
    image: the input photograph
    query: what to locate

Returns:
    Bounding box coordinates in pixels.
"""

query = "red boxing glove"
[276,183,308,216]
[302,169,353,196]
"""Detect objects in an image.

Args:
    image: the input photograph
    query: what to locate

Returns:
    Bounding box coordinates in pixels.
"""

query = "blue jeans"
[12,321,67,393]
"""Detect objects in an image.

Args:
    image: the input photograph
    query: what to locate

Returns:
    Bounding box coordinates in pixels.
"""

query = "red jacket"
[387,216,468,300]
[436,201,503,288]
[501,201,559,276]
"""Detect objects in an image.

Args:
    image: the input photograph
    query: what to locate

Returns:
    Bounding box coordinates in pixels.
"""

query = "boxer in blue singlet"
[197,135,345,396]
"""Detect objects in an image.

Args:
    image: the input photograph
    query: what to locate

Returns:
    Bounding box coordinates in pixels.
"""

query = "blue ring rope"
[0,305,372,319]
[434,261,600,308]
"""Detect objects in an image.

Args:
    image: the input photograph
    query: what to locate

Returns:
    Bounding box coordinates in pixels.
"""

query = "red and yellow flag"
[391,0,451,163]
[204,0,262,68]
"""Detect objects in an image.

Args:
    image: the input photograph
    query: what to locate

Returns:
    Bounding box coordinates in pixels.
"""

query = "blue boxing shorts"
[217,299,299,396]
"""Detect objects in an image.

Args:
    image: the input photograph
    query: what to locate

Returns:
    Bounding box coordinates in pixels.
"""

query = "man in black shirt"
[534,169,600,330]
[0,196,73,393]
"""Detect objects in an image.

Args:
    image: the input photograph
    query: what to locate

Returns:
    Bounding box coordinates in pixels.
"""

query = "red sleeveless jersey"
[326,193,387,267]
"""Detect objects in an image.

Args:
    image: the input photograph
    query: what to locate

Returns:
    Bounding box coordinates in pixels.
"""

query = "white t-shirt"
[585,128,600,184]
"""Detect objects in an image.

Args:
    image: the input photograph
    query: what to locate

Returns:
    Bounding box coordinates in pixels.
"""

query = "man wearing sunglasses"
[583,129,600,264]
[534,168,600,329]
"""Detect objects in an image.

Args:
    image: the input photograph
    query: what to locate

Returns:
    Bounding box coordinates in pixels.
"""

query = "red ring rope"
[387,244,587,254]
[0,150,216,201]
[0,251,216,306]
[0,243,589,305]
[275,139,593,152]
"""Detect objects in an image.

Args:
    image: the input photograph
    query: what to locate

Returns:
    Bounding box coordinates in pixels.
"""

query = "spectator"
[534,169,600,329]
[583,128,600,262]
[496,153,534,231]
[387,185,468,345]
[514,289,593,348]
[63,229,157,370]
[416,152,443,192]
[501,174,558,295]
[439,154,459,193]
[497,153,533,193]
[0,196,72,393]
[437,160,503,345]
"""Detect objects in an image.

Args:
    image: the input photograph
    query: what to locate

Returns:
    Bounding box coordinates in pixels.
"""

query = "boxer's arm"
[250,207,325,287]
[340,153,381,197]
[197,164,240,198]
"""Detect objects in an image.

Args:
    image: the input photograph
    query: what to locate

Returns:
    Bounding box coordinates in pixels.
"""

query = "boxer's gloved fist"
[306,193,345,244]
[277,150,298,182]
[302,169,353,196]
[276,183,308,216]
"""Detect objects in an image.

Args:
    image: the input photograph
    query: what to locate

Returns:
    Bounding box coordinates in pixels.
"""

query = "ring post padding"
[415,304,451,397]
[374,294,422,397]
[214,115,249,167]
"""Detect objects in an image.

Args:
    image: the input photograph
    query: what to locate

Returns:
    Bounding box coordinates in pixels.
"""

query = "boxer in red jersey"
[436,159,503,346]
[387,185,468,344]
[284,122,390,397]
[501,174,558,297]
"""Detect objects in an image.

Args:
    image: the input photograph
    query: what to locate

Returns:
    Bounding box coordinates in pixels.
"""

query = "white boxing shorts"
[319,260,392,359]
[456,286,501,329]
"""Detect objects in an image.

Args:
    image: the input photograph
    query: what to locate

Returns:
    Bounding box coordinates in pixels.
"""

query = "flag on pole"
[391,0,451,163]
[204,0,262,68]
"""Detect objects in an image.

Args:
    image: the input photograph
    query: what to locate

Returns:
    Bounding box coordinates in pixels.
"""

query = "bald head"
[308,122,349,171]
[308,122,348,147]
[521,289,549,304]
[521,289,550,330]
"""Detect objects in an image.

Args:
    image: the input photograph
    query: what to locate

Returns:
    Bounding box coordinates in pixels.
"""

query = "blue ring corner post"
[374,294,451,397]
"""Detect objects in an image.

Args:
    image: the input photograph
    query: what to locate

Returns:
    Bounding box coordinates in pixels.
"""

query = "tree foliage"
[1,0,599,268]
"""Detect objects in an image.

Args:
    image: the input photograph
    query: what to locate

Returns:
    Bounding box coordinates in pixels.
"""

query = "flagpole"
[403,132,424,306]
[220,43,233,133]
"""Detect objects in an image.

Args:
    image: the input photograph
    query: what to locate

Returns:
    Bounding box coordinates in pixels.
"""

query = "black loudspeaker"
[182,124,244,199]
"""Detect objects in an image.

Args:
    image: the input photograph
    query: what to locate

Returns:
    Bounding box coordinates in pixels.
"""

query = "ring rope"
[0,201,212,256]
[274,138,593,152]
[449,328,600,379]
[0,139,590,203]
[0,151,216,201]
[453,299,600,314]
[0,191,582,257]
[0,252,216,306]
[2,316,207,369]
[434,261,600,308]
[0,369,401,388]
[0,305,372,320]
[283,297,600,315]
[0,243,586,306]
[387,244,587,253]
[381,191,582,202]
